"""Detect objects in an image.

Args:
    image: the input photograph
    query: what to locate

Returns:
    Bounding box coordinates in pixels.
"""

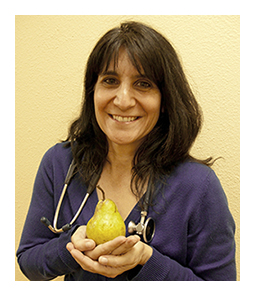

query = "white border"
[2,0,254,293]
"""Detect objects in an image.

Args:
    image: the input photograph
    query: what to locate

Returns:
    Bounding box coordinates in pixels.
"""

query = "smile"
[111,115,139,122]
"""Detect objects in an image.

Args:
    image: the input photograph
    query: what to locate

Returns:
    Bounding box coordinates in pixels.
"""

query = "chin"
[108,136,144,148]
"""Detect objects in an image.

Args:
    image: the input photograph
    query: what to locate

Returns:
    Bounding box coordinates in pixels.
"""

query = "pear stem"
[97,185,105,200]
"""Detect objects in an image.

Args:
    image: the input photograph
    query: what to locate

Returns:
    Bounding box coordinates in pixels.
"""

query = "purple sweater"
[16,143,236,281]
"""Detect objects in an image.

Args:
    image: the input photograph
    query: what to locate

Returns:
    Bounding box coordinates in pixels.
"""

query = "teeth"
[112,115,138,122]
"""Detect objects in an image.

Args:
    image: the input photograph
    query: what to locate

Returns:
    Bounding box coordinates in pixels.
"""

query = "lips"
[111,115,139,122]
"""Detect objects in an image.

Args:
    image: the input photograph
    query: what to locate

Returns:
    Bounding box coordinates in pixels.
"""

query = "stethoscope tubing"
[41,159,155,242]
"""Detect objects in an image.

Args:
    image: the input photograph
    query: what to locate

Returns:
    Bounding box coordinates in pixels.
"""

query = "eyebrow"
[100,70,148,79]
[101,70,118,76]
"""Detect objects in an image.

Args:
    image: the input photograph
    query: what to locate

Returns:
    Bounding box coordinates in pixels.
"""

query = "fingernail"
[85,241,94,248]
[99,257,108,265]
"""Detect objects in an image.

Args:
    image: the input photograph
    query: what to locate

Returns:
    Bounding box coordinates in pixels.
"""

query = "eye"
[103,77,119,86]
[135,80,152,89]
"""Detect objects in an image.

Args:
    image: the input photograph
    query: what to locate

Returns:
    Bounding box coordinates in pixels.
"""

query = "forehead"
[100,47,145,74]
[101,49,145,76]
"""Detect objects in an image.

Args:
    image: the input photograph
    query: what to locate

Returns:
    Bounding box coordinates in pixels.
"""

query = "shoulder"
[43,142,71,158]
[159,161,233,227]
[42,142,72,160]
[162,161,228,207]
[39,142,73,172]
[169,161,218,189]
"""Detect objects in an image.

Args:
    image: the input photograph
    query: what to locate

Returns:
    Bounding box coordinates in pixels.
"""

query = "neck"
[105,142,138,179]
[109,142,135,165]
[97,142,140,220]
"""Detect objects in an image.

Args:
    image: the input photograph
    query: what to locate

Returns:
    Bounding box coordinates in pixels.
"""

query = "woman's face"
[94,49,161,150]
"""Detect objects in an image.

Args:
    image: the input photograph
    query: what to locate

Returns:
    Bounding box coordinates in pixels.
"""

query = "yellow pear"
[86,186,126,245]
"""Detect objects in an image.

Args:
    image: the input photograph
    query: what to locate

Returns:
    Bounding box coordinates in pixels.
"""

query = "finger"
[72,225,87,240]
[69,247,97,273]
[85,236,127,260]
[69,248,122,278]
[111,235,140,255]
[99,241,152,268]
[66,242,74,252]
[71,226,96,252]
[69,247,92,267]
[98,253,132,268]
[74,239,96,252]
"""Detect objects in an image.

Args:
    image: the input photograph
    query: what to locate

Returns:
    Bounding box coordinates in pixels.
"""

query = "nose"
[113,83,136,110]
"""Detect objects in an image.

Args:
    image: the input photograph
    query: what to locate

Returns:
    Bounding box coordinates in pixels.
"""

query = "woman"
[16,21,236,280]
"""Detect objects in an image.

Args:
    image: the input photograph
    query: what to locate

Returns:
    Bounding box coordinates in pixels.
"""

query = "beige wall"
[15,15,240,281]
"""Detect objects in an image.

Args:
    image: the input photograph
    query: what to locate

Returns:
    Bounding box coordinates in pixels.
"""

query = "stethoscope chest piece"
[128,177,155,244]
[128,214,155,243]
[143,217,155,243]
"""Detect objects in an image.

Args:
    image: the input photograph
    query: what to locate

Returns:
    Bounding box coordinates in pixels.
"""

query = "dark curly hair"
[65,21,213,202]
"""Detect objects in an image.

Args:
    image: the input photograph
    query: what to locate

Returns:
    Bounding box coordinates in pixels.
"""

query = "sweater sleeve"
[16,146,80,281]
[130,168,236,281]
[131,247,203,281]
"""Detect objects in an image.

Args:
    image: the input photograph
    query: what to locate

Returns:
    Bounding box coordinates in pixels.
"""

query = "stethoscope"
[41,160,155,243]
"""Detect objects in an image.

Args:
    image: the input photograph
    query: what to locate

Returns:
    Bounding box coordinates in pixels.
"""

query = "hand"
[66,226,153,278]
[67,225,96,253]
[67,225,132,258]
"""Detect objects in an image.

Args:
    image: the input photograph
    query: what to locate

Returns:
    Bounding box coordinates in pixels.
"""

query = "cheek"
[146,97,161,120]
[94,97,103,130]
[94,89,107,116]
[93,89,113,134]
[146,100,161,130]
